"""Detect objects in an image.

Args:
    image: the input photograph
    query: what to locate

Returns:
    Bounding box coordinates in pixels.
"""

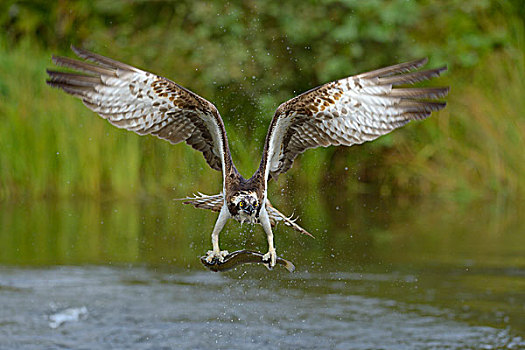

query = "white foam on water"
[48,306,88,329]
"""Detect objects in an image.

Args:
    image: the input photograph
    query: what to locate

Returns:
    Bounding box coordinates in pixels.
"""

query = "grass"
[391,36,525,202]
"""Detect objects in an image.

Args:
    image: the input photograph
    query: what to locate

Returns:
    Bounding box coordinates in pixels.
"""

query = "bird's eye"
[239,201,244,207]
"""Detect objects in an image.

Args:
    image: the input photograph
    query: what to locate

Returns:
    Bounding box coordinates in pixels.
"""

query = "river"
[0,195,523,349]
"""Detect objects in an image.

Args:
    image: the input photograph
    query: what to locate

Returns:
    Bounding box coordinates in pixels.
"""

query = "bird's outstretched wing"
[260,58,449,183]
[46,46,232,175]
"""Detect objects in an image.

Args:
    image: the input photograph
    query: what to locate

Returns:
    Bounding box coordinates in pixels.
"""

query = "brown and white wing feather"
[46,46,232,176]
[261,58,449,183]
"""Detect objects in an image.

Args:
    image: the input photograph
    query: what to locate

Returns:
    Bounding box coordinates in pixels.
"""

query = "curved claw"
[262,249,277,268]
[205,250,229,263]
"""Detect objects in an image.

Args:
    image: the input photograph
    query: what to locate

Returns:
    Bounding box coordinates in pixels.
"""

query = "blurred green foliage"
[0,0,523,201]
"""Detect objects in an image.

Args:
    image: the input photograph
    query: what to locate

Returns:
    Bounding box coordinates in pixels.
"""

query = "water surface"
[0,196,523,349]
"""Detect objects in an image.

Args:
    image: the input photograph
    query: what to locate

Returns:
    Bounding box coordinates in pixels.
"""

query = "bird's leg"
[206,205,230,263]
[259,207,277,268]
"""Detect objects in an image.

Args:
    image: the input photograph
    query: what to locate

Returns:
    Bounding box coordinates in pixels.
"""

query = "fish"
[200,250,295,273]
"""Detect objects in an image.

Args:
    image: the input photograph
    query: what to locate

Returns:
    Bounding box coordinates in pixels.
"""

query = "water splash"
[48,306,88,329]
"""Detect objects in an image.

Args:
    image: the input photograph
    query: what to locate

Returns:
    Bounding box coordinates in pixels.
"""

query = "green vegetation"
[0,0,523,202]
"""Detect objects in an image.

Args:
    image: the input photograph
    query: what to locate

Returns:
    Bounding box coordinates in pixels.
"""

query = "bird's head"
[229,191,260,219]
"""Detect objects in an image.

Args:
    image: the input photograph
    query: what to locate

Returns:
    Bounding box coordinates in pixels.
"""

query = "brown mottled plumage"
[47,46,448,267]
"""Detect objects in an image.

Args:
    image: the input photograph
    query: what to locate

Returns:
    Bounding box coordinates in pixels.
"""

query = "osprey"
[47,46,448,267]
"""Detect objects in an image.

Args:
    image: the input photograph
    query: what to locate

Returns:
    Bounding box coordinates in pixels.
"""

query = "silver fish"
[200,250,295,273]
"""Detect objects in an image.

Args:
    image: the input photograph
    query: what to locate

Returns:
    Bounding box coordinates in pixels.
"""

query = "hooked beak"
[243,204,254,215]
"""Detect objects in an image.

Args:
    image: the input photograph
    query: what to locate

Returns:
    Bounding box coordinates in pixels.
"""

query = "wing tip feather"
[70,44,82,56]
[358,57,430,79]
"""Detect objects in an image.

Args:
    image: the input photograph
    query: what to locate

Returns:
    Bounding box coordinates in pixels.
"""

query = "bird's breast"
[233,212,259,225]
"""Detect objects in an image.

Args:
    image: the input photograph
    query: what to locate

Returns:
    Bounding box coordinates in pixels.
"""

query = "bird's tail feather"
[177,192,224,212]
[266,200,314,238]
[178,193,314,238]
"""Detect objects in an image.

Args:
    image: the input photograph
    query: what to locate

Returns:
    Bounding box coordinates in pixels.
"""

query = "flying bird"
[46,46,448,267]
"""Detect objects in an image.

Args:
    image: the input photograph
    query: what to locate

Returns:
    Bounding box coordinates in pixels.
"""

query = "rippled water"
[0,196,524,349]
